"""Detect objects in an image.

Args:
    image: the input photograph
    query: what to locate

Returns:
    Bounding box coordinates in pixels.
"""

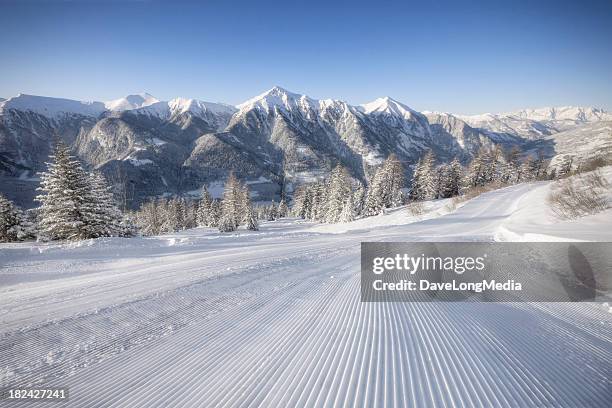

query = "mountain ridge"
[2,88,608,122]
[1,87,610,208]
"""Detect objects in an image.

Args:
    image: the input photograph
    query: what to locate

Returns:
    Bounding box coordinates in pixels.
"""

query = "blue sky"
[1,0,611,114]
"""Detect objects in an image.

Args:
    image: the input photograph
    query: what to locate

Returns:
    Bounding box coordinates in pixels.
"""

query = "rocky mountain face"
[1,88,610,208]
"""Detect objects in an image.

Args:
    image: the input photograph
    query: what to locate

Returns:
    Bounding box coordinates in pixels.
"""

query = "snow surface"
[459,106,612,127]
[1,179,611,407]
[0,93,235,123]
[126,158,154,167]
[168,97,237,116]
[104,93,159,111]
[237,86,319,114]
[359,96,421,120]
[0,94,106,119]
[131,98,237,121]
[495,168,612,241]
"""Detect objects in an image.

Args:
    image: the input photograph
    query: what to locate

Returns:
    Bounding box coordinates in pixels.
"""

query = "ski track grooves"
[1,183,611,407]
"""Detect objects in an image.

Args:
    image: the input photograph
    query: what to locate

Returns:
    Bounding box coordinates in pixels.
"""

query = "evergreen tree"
[558,155,573,178]
[188,199,199,229]
[292,186,309,219]
[339,193,356,223]
[117,213,137,237]
[268,200,278,221]
[465,147,493,188]
[0,194,28,242]
[384,154,406,207]
[197,186,214,227]
[177,198,187,230]
[504,146,523,184]
[444,158,464,197]
[135,199,161,236]
[218,172,242,232]
[86,172,124,238]
[218,211,236,232]
[531,152,547,180]
[409,150,436,201]
[241,185,259,231]
[211,199,222,226]
[363,168,385,216]
[490,145,506,183]
[352,183,366,216]
[364,154,406,213]
[36,143,94,241]
[277,197,289,218]
[324,165,352,223]
[520,157,536,182]
[162,198,183,232]
[434,164,449,199]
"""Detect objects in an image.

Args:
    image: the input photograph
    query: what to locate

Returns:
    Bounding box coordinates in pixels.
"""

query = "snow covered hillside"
[1,179,611,407]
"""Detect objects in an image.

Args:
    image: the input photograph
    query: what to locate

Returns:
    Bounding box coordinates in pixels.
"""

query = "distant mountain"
[458,106,612,139]
[1,88,610,208]
[105,93,159,111]
[0,94,107,118]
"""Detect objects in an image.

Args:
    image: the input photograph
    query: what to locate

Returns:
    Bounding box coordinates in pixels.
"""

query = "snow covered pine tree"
[37,143,124,240]
[197,186,215,227]
[87,172,125,238]
[409,150,436,201]
[218,172,242,232]
[277,198,289,218]
[364,154,406,215]
[0,194,29,242]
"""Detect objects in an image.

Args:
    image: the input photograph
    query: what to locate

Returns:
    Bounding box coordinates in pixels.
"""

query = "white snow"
[126,158,154,167]
[104,93,160,111]
[1,178,611,407]
[495,167,612,241]
[0,94,106,119]
[0,92,235,124]
[459,106,612,131]
[310,198,459,234]
[168,97,237,116]
[363,150,384,166]
[245,176,272,185]
[146,137,167,146]
[237,86,319,114]
[359,96,420,120]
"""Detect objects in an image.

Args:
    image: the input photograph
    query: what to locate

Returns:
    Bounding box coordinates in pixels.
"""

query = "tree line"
[1,143,133,242]
[1,142,552,242]
[291,146,550,223]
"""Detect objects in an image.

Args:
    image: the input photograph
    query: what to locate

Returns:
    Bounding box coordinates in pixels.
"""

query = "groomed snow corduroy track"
[1,183,611,407]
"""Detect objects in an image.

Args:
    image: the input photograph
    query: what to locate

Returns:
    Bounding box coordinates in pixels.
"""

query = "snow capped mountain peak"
[506,106,611,122]
[266,85,295,96]
[237,86,317,113]
[0,94,106,118]
[360,96,420,120]
[105,93,159,111]
[460,106,612,124]
[168,97,237,116]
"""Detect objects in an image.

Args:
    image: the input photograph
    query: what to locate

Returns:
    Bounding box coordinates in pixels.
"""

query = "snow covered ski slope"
[1,182,611,407]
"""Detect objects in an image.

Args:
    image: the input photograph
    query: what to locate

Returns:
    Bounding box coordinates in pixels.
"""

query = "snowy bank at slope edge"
[495,167,612,241]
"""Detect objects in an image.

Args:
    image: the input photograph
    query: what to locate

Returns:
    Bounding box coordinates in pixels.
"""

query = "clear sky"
[1,0,611,114]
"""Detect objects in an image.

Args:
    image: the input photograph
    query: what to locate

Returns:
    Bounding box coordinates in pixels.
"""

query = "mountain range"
[1,86,611,208]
